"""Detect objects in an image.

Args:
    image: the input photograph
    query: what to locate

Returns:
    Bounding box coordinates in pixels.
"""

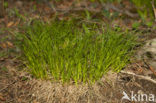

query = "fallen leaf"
[137,68,143,73]
[6,41,14,48]
[1,43,7,48]
[7,22,14,27]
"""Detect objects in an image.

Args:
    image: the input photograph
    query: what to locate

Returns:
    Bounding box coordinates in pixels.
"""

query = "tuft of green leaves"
[131,0,154,21]
[20,20,137,84]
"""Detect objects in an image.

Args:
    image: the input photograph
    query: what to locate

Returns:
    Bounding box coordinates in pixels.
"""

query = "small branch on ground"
[102,3,139,18]
[151,0,156,22]
[56,7,100,15]
[120,70,156,84]
[144,61,156,76]
[49,2,139,19]
[56,5,138,19]
[149,66,156,76]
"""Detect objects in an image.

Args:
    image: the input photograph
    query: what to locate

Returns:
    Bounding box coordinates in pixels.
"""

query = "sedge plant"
[20,20,137,84]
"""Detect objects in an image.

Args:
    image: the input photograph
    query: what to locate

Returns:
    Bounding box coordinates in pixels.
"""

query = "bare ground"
[0,59,156,103]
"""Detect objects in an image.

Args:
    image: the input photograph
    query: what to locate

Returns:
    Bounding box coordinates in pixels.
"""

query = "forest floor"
[0,0,156,103]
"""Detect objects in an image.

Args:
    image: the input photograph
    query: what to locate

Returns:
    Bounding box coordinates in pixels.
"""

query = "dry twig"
[144,61,156,76]
[120,70,156,84]
[102,3,139,18]
[151,0,156,21]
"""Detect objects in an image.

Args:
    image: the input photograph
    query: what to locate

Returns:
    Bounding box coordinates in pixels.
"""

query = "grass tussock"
[21,20,137,84]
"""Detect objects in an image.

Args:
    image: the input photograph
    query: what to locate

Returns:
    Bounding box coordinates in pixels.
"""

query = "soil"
[0,0,156,103]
